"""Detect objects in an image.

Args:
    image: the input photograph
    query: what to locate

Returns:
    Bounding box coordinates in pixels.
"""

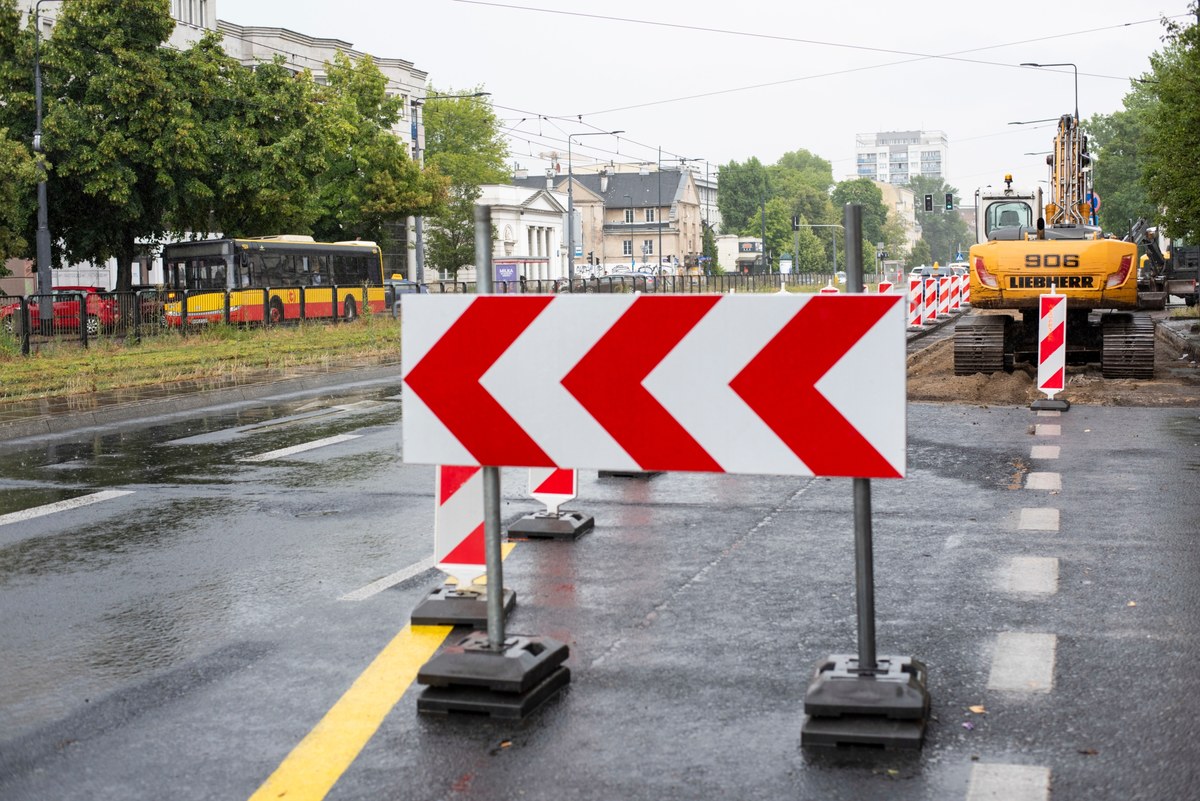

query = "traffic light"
[923,194,933,212]
[944,192,954,211]
[587,251,594,265]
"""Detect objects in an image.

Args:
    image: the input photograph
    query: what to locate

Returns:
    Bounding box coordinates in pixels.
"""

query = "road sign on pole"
[401,294,906,479]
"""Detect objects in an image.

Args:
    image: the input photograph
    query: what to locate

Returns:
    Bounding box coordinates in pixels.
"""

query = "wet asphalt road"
[1,382,1199,800]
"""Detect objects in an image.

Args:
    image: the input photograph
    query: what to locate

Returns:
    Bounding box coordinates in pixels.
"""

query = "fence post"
[20,297,30,356]
[181,290,189,337]
[224,290,231,326]
[299,286,306,321]
[330,285,339,325]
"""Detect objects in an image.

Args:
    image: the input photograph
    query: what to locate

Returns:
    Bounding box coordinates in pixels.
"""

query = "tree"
[422,88,507,277]
[0,0,36,267]
[906,238,932,269]
[908,175,972,265]
[1143,7,1200,241]
[1087,81,1157,236]
[40,0,202,289]
[831,178,889,247]
[192,47,331,238]
[310,53,445,245]
[701,223,718,273]
[0,132,35,266]
[717,157,770,235]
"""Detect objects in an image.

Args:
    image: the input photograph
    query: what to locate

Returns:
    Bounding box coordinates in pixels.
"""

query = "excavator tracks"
[953,315,1008,375]
[1101,313,1156,379]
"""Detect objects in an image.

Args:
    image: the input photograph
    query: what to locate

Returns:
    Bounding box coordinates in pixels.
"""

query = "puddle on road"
[0,387,402,489]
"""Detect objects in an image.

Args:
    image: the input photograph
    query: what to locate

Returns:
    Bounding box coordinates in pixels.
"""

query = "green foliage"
[311,53,446,245]
[717,157,769,235]
[906,238,932,268]
[701,224,718,272]
[422,88,507,276]
[831,178,889,247]
[1087,81,1157,236]
[1143,8,1200,241]
[39,0,193,288]
[0,130,34,265]
[908,175,972,265]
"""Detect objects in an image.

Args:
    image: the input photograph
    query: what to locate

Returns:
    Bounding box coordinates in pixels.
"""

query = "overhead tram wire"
[456,1,1177,117]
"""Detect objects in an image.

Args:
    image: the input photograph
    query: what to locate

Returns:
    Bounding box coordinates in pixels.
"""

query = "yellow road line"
[249,541,518,801]
[248,623,451,801]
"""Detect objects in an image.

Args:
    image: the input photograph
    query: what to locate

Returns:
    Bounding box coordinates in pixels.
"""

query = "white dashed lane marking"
[967,763,1051,801]
[1030,445,1060,459]
[0,490,134,528]
[239,434,362,463]
[988,632,1057,692]
[999,556,1059,595]
[1034,424,1061,436]
[1025,472,1062,491]
[1018,507,1060,531]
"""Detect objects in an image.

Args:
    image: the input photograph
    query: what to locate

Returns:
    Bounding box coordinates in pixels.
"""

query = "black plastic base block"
[801,712,926,750]
[1031,397,1070,411]
[507,511,595,541]
[803,655,929,720]
[417,632,569,693]
[410,585,516,627]
[598,470,664,479]
[417,665,570,720]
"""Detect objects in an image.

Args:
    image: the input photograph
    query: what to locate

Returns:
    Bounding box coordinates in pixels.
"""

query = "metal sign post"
[414,205,571,719]
[800,205,930,750]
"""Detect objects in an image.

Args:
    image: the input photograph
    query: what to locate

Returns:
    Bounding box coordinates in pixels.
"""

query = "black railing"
[0,273,892,356]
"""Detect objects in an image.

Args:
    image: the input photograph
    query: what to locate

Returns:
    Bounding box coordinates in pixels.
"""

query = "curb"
[1159,320,1200,362]
[0,362,402,445]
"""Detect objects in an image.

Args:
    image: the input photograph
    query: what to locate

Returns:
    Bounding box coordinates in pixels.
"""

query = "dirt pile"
[907,332,1200,407]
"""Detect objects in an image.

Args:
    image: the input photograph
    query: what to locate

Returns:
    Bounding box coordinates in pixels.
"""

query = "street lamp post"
[410,91,489,284]
[1021,62,1079,122]
[566,130,623,283]
[33,0,61,322]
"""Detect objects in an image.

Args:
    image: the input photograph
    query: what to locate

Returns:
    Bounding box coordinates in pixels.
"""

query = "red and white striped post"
[1032,288,1070,411]
[434,465,486,589]
[410,465,516,625]
[907,277,923,328]
[923,276,938,323]
[819,282,840,294]
[949,273,962,312]
[507,467,595,540]
[937,275,952,318]
[877,280,893,294]
[961,269,972,306]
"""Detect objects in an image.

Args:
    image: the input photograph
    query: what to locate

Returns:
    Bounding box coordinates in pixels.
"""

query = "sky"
[223,0,1188,198]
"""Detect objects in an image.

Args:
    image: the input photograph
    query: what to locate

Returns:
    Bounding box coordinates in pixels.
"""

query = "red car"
[0,286,121,336]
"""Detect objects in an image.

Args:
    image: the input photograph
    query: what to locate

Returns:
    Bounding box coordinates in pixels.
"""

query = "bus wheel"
[269,298,285,324]
[343,298,358,322]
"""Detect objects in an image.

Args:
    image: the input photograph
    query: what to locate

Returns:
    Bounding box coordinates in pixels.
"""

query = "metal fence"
[427,271,871,295]
[0,273,878,356]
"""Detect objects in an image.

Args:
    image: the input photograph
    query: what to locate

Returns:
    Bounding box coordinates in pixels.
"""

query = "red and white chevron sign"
[402,294,906,478]
[1037,292,1067,396]
[529,467,576,514]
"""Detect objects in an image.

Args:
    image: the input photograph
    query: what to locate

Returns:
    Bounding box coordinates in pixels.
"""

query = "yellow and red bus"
[160,236,389,326]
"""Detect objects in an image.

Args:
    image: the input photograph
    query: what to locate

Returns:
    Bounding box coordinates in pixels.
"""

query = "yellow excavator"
[955,114,1152,378]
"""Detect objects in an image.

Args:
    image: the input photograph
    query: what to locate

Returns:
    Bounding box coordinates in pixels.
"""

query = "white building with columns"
[452,185,568,283]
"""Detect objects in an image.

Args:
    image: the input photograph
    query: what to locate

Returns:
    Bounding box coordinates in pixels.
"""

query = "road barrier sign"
[923,277,938,323]
[907,278,923,328]
[1032,290,1069,411]
[410,465,515,626]
[508,467,595,540]
[402,294,906,479]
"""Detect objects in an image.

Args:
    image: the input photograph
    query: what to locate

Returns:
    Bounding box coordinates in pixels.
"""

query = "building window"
[623,240,632,256]
[625,208,634,224]
[645,208,655,223]
[643,240,654,256]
